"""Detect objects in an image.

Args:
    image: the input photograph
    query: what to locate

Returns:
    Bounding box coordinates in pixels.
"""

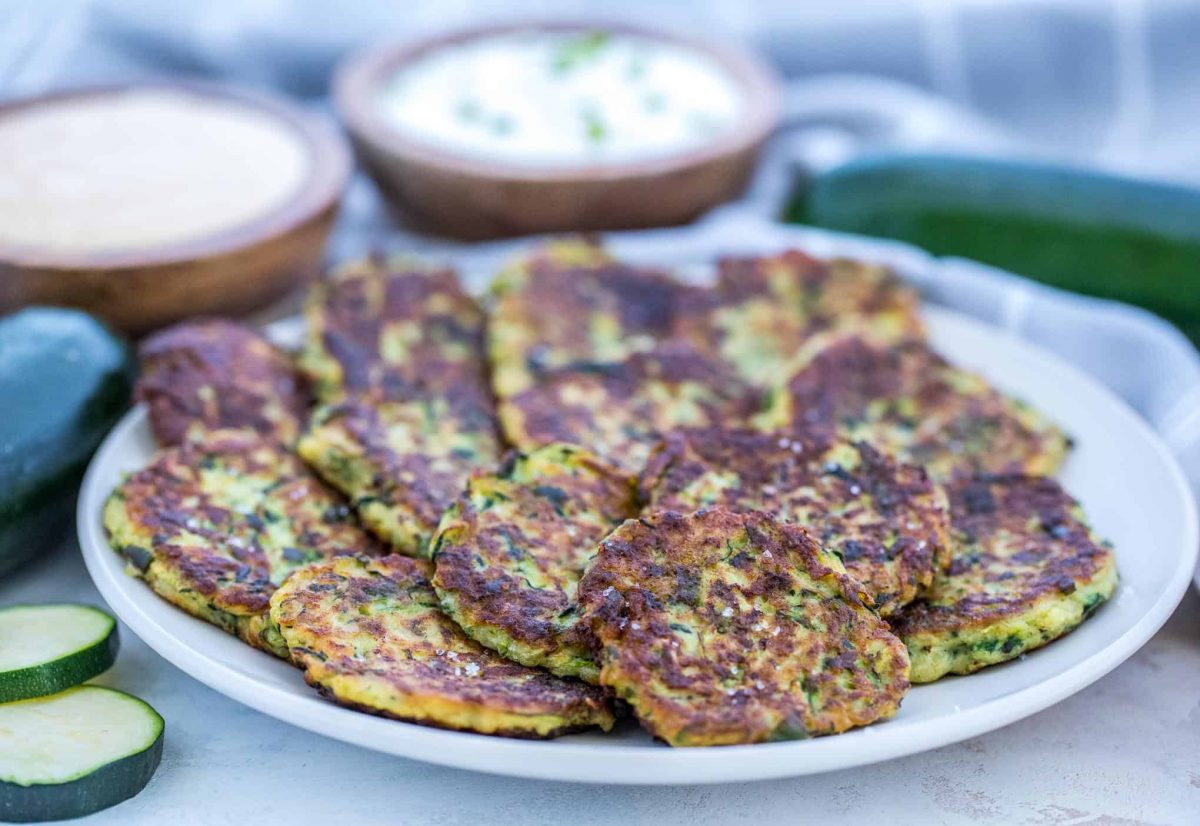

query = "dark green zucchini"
[0,686,163,822]
[0,308,134,577]
[787,153,1200,343]
[0,605,119,703]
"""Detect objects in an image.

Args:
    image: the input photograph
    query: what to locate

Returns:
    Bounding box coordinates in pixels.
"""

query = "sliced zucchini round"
[0,605,119,703]
[0,686,163,822]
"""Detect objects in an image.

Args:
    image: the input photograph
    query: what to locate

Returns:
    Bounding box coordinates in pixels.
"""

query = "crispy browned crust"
[302,390,500,553]
[506,260,683,362]
[488,239,704,398]
[500,343,762,474]
[106,431,384,618]
[431,444,638,680]
[578,509,910,746]
[269,554,615,738]
[301,256,490,403]
[777,335,1070,481]
[892,475,1117,638]
[297,256,501,553]
[671,251,925,385]
[136,319,310,447]
[641,428,951,615]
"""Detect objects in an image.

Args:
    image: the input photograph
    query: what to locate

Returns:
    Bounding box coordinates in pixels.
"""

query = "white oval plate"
[77,306,1198,785]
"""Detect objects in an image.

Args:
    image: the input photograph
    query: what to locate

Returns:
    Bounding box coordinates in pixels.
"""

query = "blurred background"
[10,0,1200,279]
[6,0,1199,180]
[4,0,1200,344]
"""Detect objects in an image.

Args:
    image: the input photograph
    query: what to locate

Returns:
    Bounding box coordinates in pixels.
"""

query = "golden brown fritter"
[432,444,638,682]
[296,255,501,554]
[136,319,309,447]
[488,238,701,400]
[641,428,951,615]
[673,250,925,386]
[103,430,384,656]
[578,509,910,746]
[269,554,615,738]
[891,475,1117,683]
[299,391,501,556]
[765,333,1071,481]
[499,343,762,474]
[299,255,489,404]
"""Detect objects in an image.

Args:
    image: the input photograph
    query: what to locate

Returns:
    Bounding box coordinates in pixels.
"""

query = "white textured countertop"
[4,535,1197,826]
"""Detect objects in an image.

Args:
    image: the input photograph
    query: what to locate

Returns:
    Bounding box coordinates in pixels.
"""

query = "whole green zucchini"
[788,153,1200,343]
[0,308,134,577]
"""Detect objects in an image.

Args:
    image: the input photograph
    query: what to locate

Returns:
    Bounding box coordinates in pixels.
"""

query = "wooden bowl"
[0,82,352,335]
[334,21,782,239]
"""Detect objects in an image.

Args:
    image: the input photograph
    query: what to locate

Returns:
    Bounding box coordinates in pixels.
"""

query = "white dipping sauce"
[0,90,311,254]
[375,30,746,167]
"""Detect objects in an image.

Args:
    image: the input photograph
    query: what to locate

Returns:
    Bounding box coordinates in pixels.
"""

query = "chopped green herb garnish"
[456,99,481,122]
[492,114,515,136]
[551,30,611,75]
[582,109,607,144]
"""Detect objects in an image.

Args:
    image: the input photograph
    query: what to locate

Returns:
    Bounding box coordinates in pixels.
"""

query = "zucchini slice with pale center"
[0,605,119,703]
[0,686,163,822]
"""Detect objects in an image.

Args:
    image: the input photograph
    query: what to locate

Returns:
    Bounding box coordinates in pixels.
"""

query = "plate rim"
[77,305,1200,785]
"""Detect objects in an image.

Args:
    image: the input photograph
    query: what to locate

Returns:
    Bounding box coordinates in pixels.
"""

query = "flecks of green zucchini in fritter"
[299,391,501,557]
[579,508,910,746]
[136,319,310,447]
[432,444,638,682]
[103,430,384,656]
[671,251,925,386]
[500,343,763,474]
[297,257,501,554]
[300,255,489,404]
[641,427,951,615]
[764,333,1070,481]
[269,554,615,738]
[891,474,1117,682]
[487,238,699,400]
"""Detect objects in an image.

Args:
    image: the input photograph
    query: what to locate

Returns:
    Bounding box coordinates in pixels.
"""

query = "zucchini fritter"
[299,391,500,556]
[299,256,488,404]
[432,444,638,682]
[103,430,384,656]
[578,509,910,746]
[488,238,697,400]
[673,250,924,386]
[269,554,615,738]
[766,333,1070,480]
[136,319,309,447]
[641,428,951,615]
[296,257,501,554]
[892,475,1117,683]
[499,343,762,474]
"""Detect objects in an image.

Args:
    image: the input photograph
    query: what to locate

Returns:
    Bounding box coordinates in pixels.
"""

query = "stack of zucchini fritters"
[105,239,1117,746]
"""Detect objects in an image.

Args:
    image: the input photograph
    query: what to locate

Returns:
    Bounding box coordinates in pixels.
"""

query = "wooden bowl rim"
[334,19,782,184]
[0,80,352,271]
